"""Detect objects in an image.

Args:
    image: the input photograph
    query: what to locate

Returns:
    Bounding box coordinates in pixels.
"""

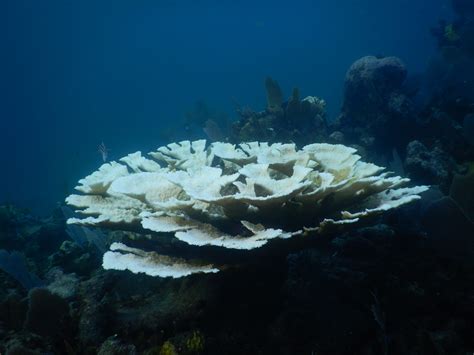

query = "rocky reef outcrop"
[335,56,416,154]
[232,77,328,146]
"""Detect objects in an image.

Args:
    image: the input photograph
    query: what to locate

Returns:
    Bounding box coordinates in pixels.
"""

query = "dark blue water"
[1,0,452,215]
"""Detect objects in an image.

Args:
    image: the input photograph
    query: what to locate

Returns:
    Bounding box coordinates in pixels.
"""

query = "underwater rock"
[463,113,474,146]
[0,206,71,288]
[421,196,474,259]
[5,345,40,355]
[278,249,371,354]
[343,56,407,104]
[65,139,427,278]
[449,162,474,222]
[423,326,465,355]
[232,78,328,145]
[45,267,79,299]
[78,272,115,346]
[24,288,70,339]
[0,291,27,332]
[405,140,455,190]
[105,273,216,345]
[69,267,216,351]
[332,224,395,259]
[414,106,472,164]
[3,332,48,355]
[337,56,416,153]
[98,336,137,355]
[430,2,474,111]
[49,240,100,276]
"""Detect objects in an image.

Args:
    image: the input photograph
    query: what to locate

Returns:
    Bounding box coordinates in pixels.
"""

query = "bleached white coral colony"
[66,140,428,278]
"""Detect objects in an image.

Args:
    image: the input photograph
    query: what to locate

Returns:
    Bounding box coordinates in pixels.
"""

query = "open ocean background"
[1,0,452,215]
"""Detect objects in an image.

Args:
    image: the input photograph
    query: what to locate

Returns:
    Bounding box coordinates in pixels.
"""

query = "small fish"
[203,119,224,142]
[98,142,110,162]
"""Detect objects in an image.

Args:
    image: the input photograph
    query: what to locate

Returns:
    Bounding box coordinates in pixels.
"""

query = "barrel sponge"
[66,140,428,278]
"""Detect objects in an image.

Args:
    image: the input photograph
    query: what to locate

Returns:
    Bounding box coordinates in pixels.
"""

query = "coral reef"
[404,140,455,191]
[232,77,328,145]
[335,56,416,154]
[184,331,205,353]
[430,3,474,119]
[3,1,474,351]
[97,337,137,355]
[65,139,427,278]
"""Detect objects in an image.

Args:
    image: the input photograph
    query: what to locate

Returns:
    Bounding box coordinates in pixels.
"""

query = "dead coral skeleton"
[66,140,428,278]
